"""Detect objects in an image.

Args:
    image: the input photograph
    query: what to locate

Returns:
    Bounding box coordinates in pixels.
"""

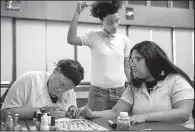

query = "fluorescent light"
[173,29,176,64]
[150,29,152,41]
[192,31,194,64]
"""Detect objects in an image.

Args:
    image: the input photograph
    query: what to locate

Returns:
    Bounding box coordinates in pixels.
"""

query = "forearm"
[67,12,80,43]
[146,109,190,123]
[92,110,117,119]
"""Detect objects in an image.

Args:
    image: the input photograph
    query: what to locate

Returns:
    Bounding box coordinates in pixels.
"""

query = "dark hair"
[90,0,123,20]
[55,59,84,86]
[129,41,193,88]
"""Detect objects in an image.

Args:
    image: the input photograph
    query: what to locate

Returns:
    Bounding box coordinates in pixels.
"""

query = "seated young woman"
[68,41,194,129]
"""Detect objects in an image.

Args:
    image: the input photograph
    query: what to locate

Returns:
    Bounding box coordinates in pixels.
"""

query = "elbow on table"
[67,37,76,45]
[179,112,191,123]
[67,38,73,45]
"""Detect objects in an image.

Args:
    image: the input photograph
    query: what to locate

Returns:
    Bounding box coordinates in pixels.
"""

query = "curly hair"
[90,0,123,20]
[54,59,84,86]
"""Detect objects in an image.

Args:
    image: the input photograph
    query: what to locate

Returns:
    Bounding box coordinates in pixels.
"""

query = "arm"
[124,57,131,82]
[145,99,193,123]
[131,75,194,124]
[71,87,134,119]
[67,2,87,45]
[57,89,77,111]
[92,99,132,119]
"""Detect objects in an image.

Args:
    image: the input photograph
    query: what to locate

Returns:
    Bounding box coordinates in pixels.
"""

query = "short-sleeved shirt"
[121,74,194,129]
[1,71,77,111]
[79,30,131,88]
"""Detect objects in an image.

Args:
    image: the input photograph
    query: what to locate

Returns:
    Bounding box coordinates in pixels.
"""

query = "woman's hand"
[76,1,88,14]
[130,114,148,124]
[65,105,77,118]
[41,105,57,113]
[68,106,93,119]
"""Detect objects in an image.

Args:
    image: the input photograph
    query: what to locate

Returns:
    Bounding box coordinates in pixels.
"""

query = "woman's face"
[129,50,152,80]
[101,13,119,34]
[48,69,75,97]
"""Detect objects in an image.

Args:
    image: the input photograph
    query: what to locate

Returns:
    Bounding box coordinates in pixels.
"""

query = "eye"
[60,82,64,86]
[108,21,113,25]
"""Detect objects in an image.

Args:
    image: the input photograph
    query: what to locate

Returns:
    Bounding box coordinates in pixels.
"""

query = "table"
[24,117,193,131]
[91,117,193,131]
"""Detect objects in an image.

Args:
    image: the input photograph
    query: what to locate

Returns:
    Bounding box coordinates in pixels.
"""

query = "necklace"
[145,80,157,94]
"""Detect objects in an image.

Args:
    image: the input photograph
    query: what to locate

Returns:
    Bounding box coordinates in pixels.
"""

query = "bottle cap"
[120,112,128,117]
[37,113,44,122]
[29,126,37,131]
[33,111,37,118]
[108,120,117,129]
[51,116,55,126]
[47,112,51,116]
[14,113,19,117]
[40,109,47,113]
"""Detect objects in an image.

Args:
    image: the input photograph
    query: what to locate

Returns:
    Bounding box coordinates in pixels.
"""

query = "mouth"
[112,29,117,32]
[131,69,136,72]
[53,89,58,96]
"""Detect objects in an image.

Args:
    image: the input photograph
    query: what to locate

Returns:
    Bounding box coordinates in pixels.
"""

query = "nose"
[113,23,118,29]
[128,61,136,67]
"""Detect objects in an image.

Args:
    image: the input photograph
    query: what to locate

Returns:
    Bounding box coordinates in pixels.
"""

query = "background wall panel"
[46,21,74,73]
[152,27,172,61]
[128,26,150,50]
[175,28,194,79]
[16,20,46,78]
[1,17,13,82]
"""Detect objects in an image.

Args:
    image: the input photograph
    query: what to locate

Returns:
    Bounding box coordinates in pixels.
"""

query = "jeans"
[87,85,125,111]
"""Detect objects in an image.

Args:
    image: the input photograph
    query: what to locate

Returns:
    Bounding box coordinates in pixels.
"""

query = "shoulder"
[164,73,192,89]
[62,89,76,98]
[165,73,184,82]
[86,30,100,37]
[18,71,50,81]
[116,33,129,40]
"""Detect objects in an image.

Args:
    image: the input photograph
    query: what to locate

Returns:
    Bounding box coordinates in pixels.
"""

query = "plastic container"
[117,112,130,130]
[14,113,19,127]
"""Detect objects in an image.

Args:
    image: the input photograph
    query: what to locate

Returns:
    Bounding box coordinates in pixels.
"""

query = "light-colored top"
[79,30,131,88]
[121,74,194,129]
[1,71,77,111]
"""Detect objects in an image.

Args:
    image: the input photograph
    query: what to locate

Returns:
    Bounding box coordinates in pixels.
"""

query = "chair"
[0,81,12,109]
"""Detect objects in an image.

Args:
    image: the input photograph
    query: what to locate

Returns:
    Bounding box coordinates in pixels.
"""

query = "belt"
[91,85,124,92]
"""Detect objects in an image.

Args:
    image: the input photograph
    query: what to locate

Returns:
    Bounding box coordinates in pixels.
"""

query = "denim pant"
[87,85,125,111]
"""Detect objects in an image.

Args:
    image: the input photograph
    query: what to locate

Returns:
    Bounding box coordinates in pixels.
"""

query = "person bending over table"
[68,41,194,129]
[1,59,84,120]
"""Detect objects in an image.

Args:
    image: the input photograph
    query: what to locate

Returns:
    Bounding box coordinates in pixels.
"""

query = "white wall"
[1,17,13,82]
[174,29,194,79]
[152,27,172,61]
[128,26,150,50]
[46,21,74,73]
[1,18,194,82]
[16,20,46,78]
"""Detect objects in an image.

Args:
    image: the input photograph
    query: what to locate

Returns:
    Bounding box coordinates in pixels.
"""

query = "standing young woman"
[67,0,131,111]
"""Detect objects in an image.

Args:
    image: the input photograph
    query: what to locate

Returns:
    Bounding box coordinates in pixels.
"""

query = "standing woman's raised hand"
[76,1,88,14]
